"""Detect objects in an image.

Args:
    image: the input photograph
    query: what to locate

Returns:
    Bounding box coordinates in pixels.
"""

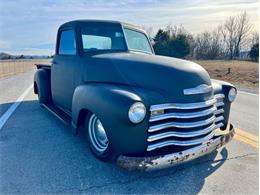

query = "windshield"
[81,25,153,54]
[123,28,153,54]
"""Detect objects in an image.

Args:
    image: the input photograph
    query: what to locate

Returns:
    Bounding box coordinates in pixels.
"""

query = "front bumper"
[117,124,235,171]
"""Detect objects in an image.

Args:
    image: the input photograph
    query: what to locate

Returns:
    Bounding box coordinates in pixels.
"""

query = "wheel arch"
[71,83,152,155]
[76,108,91,129]
[34,69,52,103]
[71,83,142,132]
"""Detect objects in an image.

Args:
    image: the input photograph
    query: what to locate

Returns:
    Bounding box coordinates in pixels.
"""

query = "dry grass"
[0,59,51,78]
[193,60,259,90]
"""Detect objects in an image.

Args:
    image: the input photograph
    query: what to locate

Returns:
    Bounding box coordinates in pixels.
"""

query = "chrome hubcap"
[88,114,108,152]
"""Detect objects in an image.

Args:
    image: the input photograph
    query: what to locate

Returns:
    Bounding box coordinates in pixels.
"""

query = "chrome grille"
[147,94,225,151]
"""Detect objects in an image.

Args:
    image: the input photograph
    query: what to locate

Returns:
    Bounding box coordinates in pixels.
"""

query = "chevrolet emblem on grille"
[183,84,212,95]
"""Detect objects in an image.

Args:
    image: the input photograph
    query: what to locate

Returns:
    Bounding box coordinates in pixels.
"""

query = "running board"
[41,102,71,125]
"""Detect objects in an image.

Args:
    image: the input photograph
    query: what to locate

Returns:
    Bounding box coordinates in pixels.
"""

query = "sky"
[0,0,259,55]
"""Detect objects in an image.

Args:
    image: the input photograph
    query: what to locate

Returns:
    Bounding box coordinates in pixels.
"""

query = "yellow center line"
[234,134,259,148]
[233,128,259,149]
[235,129,259,142]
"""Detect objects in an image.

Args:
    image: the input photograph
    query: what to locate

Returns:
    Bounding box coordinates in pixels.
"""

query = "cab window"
[58,30,76,55]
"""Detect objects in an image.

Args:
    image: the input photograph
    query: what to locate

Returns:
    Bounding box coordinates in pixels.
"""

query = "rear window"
[82,35,112,50]
[81,25,127,52]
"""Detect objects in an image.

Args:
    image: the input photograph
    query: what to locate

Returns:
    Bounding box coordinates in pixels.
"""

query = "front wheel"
[85,113,117,162]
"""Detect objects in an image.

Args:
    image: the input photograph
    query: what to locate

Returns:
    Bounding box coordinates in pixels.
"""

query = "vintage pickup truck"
[34,20,237,171]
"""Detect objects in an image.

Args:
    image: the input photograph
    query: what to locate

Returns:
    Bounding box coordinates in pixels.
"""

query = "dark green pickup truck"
[34,20,237,171]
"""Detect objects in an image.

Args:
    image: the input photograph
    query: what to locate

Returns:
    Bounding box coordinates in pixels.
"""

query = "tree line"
[144,11,259,61]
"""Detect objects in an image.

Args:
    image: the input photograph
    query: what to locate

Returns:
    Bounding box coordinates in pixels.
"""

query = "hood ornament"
[184,84,212,95]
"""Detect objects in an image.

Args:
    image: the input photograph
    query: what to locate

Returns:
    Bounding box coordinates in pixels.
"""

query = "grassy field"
[193,60,259,91]
[0,59,51,78]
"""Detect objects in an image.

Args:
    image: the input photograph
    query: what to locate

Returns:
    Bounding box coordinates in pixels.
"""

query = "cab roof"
[59,20,145,33]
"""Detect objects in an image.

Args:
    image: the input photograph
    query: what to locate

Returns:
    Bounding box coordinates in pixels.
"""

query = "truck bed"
[35,63,51,70]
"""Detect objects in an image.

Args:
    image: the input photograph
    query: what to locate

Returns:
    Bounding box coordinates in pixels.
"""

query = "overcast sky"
[0,0,258,55]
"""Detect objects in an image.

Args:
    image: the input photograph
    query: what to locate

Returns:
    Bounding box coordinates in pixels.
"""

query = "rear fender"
[34,69,52,104]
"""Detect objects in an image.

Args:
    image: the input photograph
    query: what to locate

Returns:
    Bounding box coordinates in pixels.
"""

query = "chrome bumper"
[117,124,235,171]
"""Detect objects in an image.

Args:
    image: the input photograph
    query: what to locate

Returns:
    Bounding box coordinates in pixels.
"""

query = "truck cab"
[34,20,236,171]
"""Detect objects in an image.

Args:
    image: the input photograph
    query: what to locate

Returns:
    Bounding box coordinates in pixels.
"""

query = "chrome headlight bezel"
[228,88,237,102]
[128,102,146,124]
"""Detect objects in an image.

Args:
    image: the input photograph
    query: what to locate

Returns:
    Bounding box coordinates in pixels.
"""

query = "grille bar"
[147,131,216,151]
[216,102,224,107]
[149,106,217,122]
[215,116,224,123]
[148,115,216,132]
[150,98,216,111]
[215,108,224,115]
[147,123,224,141]
[214,94,225,99]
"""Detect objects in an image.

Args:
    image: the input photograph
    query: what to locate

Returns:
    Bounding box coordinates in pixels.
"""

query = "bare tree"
[208,27,223,58]
[220,11,251,59]
[220,16,237,59]
[241,31,258,51]
[251,31,259,46]
[234,11,251,57]
[186,34,196,58]
[165,24,188,39]
[195,32,210,59]
[194,28,222,59]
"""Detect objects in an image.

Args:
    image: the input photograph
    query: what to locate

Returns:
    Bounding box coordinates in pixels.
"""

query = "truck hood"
[83,52,212,103]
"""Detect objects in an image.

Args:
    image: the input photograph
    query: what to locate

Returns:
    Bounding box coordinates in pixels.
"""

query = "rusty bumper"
[117,124,235,171]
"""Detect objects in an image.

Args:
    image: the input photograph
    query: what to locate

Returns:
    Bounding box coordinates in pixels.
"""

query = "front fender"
[72,83,160,155]
[211,79,236,129]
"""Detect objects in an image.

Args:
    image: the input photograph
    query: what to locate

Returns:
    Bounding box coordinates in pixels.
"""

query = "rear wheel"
[85,113,116,162]
[35,82,49,105]
[36,84,44,107]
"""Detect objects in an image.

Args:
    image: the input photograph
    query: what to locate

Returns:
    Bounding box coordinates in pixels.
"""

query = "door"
[51,29,77,112]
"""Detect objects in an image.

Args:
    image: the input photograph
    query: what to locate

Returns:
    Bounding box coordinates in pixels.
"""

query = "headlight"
[128,102,146,123]
[228,88,237,102]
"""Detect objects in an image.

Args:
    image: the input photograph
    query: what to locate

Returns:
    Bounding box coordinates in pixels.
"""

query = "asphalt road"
[0,70,259,194]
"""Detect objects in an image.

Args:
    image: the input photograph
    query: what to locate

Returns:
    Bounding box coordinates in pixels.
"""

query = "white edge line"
[0,84,33,130]
[238,90,259,97]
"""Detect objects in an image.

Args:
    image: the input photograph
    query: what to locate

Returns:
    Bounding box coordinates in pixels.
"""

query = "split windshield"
[123,28,153,54]
[81,25,152,54]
